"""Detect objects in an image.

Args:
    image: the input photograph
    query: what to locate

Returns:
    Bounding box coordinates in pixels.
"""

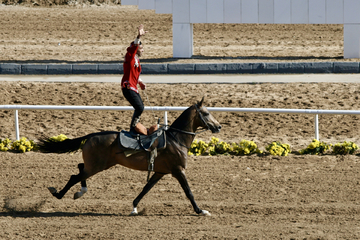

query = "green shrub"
[332,141,359,155]
[188,139,209,156]
[0,138,12,152]
[11,137,37,153]
[299,139,331,155]
[208,137,231,155]
[265,141,291,156]
[188,137,263,156]
[231,139,263,155]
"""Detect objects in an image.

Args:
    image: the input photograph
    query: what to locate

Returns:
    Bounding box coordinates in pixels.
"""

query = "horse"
[38,97,221,216]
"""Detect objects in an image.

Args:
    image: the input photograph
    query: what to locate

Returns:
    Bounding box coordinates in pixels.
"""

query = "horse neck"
[170,106,197,132]
[169,106,198,146]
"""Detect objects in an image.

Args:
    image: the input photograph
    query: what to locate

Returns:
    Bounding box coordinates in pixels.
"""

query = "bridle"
[168,104,210,135]
[166,104,211,148]
[194,104,212,132]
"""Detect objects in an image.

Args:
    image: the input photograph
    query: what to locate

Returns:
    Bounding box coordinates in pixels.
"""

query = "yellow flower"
[49,134,68,142]
[266,141,291,156]
[0,143,8,152]
[19,145,26,153]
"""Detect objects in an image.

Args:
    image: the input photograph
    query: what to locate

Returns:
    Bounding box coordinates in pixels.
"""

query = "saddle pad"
[119,127,166,151]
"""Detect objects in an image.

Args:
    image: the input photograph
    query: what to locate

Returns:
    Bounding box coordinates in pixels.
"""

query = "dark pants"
[122,88,144,129]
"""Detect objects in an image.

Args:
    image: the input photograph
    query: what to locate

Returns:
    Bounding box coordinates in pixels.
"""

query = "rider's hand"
[138,24,147,37]
[139,81,146,90]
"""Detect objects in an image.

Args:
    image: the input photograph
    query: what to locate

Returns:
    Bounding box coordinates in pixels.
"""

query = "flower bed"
[1,135,359,156]
[188,138,359,156]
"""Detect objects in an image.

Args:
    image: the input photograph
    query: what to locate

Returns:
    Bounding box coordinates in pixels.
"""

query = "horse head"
[194,97,222,133]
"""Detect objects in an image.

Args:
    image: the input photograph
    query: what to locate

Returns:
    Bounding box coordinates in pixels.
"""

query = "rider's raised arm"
[126,24,147,56]
[135,24,147,45]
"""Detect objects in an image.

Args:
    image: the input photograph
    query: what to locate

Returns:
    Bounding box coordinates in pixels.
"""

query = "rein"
[166,130,191,149]
[163,126,205,149]
[167,127,195,135]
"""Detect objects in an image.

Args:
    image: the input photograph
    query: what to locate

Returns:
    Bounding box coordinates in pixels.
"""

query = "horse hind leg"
[48,163,88,200]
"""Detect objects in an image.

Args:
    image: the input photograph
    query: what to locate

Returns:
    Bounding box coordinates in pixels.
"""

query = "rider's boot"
[130,116,142,135]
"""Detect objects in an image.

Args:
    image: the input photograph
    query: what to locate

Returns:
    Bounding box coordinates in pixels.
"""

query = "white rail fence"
[2,105,360,141]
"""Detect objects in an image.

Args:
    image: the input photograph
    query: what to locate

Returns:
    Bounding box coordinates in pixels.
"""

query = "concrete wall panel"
[224,0,241,23]
[344,0,360,23]
[190,0,207,23]
[173,23,193,58]
[259,0,274,23]
[173,0,190,23]
[207,0,224,23]
[155,0,173,14]
[291,0,308,24]
[121,0,138,5]
[344,24,360,58]
[139,0,155,9]
[309,0,326,24]
[241,0,258,23]
[274,0,291,23]
[326,0,343,23]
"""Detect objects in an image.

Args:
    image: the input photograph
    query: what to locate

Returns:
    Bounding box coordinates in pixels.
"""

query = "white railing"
[2,105,360,141]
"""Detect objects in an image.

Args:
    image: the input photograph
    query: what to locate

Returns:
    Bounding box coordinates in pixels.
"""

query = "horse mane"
[169,104,195,130]
[170,97,204,129]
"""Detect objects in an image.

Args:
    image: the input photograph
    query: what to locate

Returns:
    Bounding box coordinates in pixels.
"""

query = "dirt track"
[1,4,360,240]
[2,81,360,239]
[1,151,360,239]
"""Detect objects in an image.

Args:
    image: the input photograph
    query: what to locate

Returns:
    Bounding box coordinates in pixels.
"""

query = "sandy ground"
[0,5,355,63]
[2,81,360,239]
[2,4,360,240]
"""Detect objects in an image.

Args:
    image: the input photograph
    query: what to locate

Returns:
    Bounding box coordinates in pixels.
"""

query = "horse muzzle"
[210,124,221,133]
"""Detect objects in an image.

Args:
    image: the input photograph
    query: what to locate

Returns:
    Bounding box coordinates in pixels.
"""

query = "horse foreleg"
[48,163,87,200]
[173,170,211,216]
[130,172,165,216]
[74,163,88,200]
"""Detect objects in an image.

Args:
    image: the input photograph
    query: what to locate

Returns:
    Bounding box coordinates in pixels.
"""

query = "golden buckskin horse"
[38,98,221,216]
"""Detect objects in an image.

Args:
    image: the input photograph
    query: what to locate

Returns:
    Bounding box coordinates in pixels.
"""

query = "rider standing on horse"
[121,24,149,135]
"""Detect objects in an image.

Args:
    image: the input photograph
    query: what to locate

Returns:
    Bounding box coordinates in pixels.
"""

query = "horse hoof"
[201,210,211,216]
[48,187,57,194]
[74,192,82,200]
[129,207,138,216]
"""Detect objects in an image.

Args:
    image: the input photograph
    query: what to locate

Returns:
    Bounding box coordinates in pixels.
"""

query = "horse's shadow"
[0,211,199,218]
[0,211,120,218]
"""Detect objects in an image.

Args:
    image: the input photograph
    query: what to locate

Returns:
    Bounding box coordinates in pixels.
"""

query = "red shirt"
[121,43,141,93]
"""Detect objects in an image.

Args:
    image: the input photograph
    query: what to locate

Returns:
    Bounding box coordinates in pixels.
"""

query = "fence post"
[15,110,20,141]
[164,111,168,129]
[315,114,319,141]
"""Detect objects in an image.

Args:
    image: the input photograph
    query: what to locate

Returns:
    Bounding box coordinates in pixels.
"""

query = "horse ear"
[198,97,204,107]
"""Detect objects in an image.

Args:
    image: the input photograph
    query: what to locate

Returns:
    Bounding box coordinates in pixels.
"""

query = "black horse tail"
[38,133,95,154]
